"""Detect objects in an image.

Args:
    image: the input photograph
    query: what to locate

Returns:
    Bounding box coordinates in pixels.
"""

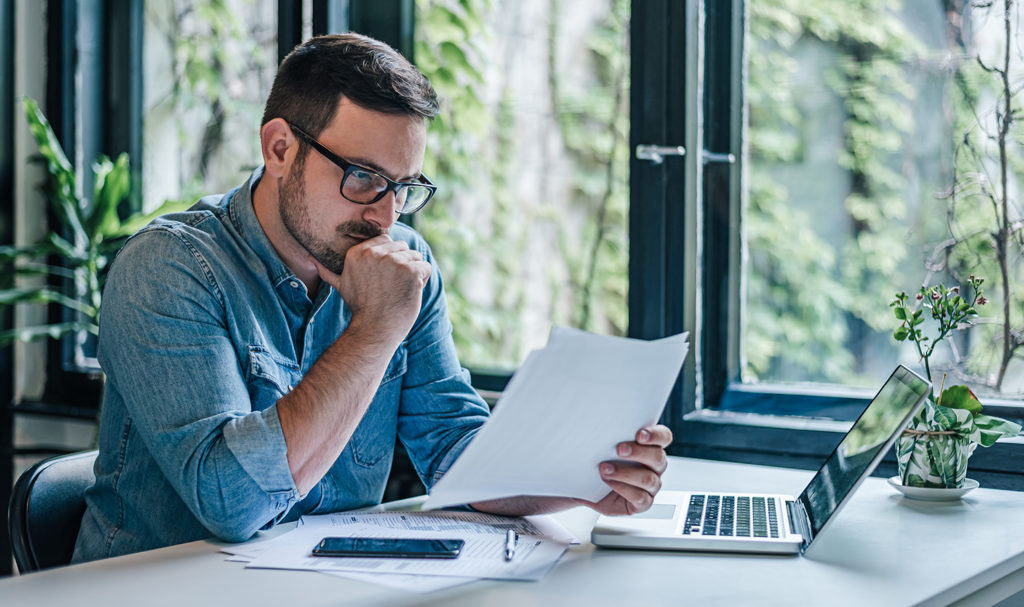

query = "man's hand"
[470,424,673,517]
[584,424,672,516]
[315,234,432,343]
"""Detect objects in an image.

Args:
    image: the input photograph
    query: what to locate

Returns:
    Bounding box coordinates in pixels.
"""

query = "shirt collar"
[227,166,299,288]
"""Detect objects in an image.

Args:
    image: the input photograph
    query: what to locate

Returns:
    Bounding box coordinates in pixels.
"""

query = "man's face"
[278,99,427,275]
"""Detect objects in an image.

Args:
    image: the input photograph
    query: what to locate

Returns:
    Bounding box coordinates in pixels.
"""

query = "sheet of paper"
[245,526,565,581]
[220,533,475,593]
[297,510,578,545]
[424,327,689,509]
[234,511,570,582]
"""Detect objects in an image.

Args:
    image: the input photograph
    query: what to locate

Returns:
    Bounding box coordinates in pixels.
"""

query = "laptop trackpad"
[627,504,676,520]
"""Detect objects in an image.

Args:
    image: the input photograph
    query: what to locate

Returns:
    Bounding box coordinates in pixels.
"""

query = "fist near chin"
[338,236,432,332]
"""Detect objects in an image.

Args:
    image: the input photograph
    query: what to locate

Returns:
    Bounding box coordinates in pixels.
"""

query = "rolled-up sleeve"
[99,226,300,542]
[396,239,491,490]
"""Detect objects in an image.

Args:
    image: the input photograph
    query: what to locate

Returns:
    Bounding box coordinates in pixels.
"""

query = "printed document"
[235,510,572,583]
[424,327,689,509]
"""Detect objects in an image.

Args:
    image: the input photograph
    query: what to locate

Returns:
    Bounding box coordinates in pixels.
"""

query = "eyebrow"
[343,155,420,183]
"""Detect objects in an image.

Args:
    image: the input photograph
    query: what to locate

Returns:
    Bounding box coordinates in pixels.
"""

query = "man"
[73,33,672,563]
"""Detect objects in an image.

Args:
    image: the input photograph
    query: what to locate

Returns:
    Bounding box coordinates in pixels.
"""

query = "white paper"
[237,511,570,582]
[424,328,689,509]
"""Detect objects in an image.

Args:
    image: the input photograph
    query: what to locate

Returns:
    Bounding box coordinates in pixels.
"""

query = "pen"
[504,529,518,562]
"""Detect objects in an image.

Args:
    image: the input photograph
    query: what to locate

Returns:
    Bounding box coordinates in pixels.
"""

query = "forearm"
[277,317,403,494]
[469,495,583,517]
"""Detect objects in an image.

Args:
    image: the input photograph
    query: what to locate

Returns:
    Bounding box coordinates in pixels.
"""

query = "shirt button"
[289,280,299,289]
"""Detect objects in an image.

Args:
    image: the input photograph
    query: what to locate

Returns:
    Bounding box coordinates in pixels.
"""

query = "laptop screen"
[797,366,930,542]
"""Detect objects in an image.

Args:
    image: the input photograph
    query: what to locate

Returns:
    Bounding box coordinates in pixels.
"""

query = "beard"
[277,163,385,275]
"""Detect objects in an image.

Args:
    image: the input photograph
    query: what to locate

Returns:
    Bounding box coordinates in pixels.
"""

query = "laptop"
[591,365,930,556]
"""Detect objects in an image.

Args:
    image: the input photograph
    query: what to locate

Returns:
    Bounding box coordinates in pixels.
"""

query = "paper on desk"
[241,512,568,581]
[424,327,689,509]
[219,531,475,593]
[298,509,579,545]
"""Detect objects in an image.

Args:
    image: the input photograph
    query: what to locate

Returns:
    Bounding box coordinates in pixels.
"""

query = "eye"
[348,169,376,187]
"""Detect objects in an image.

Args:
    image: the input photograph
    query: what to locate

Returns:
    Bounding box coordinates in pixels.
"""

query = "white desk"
[4,457,1024,606]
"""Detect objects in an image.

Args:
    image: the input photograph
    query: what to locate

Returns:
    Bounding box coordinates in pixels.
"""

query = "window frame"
[677,0,1024,489]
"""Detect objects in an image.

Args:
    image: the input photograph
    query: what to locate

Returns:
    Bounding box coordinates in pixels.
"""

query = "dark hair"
[261,33,440,137]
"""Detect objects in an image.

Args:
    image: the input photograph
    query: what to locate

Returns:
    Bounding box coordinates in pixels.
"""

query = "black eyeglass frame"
[287,122,437,215]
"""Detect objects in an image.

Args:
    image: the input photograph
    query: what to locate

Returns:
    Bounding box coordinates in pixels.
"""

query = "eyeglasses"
[288,123,437,215]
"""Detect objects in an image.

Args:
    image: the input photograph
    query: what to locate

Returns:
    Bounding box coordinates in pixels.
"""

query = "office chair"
[8,450,98,573]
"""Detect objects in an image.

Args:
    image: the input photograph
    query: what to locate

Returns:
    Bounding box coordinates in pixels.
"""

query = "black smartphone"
[312,537,465,559]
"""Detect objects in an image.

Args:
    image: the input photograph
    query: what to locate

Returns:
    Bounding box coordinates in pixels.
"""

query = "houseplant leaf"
[939,385,983,416]
[88,153,132,242]
[111,198,194,237]
[0,321,97,344]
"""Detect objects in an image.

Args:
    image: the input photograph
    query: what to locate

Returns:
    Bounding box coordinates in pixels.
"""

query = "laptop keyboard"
[682,494,780,538]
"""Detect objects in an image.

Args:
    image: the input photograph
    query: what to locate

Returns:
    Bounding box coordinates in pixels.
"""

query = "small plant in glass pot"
[890,276,1022,488]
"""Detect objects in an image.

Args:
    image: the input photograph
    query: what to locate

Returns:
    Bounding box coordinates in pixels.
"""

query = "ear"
[261,118,298,179]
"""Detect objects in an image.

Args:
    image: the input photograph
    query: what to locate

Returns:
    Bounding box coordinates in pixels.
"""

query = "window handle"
[702,150,736,165]
[635,144,686,165]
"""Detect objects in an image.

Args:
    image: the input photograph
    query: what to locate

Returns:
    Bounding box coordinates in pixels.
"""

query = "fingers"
[350,238,430,280]
[601,461,662,496]
[612,424,672,474]
[593,476,656,515]
[588,424,673,516]
[615,442,668,474]
[636,424,673,447]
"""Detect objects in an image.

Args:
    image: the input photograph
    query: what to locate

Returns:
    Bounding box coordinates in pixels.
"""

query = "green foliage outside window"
[746,0,1023,397]
[415,0,629,369]
[746,0,928,385]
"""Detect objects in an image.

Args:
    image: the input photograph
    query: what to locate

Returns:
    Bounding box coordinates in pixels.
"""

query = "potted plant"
[0,97,187,346]
[890,275,1022,489]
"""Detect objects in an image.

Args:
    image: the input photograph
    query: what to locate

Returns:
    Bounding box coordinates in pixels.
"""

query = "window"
[414,0,631,373]
[143,0,278,212]
[686,0,1024,487]
[741,1,1024,401]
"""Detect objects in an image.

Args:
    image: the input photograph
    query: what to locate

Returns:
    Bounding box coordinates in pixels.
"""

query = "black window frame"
[29,0,1024,489]
[674,0,1024,489]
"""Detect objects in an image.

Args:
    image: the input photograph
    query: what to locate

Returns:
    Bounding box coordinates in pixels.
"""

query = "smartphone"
[312,537,465,559]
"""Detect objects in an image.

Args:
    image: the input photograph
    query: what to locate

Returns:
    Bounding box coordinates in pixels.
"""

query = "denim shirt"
[72,168,489,562]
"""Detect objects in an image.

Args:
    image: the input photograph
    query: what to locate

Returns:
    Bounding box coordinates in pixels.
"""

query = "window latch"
[702,150,736,165]
[635,144,686,165]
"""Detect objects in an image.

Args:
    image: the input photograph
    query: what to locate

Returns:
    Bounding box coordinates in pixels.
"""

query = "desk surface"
[4,457,1024,607]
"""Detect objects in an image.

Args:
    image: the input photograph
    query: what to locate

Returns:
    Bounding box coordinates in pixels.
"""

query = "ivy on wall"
[414,0,629,368]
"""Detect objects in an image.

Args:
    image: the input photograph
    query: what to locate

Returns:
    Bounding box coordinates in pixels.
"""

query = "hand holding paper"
[424,328,689,510]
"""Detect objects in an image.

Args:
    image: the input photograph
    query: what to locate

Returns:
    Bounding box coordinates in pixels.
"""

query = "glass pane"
[143,0,278,211]
[743,1,1024,399]
[415,0,630,370]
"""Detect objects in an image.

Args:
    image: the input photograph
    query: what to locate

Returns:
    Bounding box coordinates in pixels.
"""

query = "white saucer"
[887,476,979,501]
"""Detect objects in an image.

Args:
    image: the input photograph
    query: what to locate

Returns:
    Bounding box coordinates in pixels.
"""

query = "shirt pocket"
[349,346,407,468]
[245,346,302,412]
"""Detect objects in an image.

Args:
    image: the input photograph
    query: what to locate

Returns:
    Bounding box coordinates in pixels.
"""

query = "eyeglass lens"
[342,168,431,212]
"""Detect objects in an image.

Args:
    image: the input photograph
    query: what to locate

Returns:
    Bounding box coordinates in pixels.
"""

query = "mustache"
[337,221,386,240]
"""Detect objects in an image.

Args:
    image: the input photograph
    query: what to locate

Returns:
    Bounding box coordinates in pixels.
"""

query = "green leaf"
[0,287,98,318]
[973,414,1023,447]
[0,242,60,262]
[111,198,194,238]
[893,326,909,341]
[23,97,89,246]
[938,385,983,416]
[0,321,96,344]
[894,306,906,320]
[88,153,131,242]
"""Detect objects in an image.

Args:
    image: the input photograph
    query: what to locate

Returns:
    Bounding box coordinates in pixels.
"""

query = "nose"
[361,189,400,228]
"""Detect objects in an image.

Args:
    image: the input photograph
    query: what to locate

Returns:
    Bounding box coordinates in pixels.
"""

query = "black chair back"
[8,450,98,573]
